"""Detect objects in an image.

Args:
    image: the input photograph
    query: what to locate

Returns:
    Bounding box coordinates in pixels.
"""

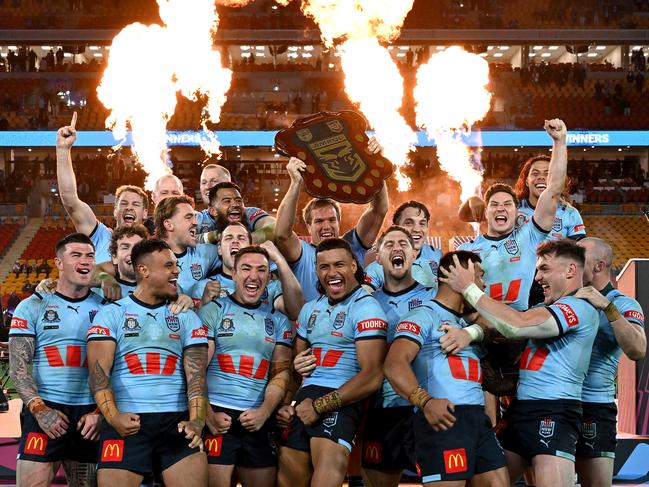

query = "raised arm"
[274,157,304,262]
[355,182,388,248]
[9,336,69,438]
[533,118,567,231]
[251,215,277,244]
[179,345,209,450]
[458,196,486,223]
[260,240,304,320]
[56,112,98,236]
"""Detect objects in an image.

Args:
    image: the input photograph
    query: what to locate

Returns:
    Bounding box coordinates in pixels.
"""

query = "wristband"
[313,391,342,414]
[604,302,622,322]
[465,323,485,342]
[408,386,432,409]
[463,283,485,308]
[189,397,208,427]
[27,397,48,415]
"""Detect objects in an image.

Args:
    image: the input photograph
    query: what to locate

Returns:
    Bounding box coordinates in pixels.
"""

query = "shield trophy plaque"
[274,111,393,204]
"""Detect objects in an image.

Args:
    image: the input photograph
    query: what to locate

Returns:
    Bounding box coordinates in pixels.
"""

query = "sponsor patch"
[573,224,585,232]
[204,435,223,457]
[101,440,124,462]
[555,302,579,327]
[282,330,292,340]
[443,448,468,473]
[169,333,181,340]
[88,325,111,337]
[395,321,421,335]
[192,326,208,339]
[24,432,48,455]
[249,209,265,221]
[357,318,387,333]
[539,418,555,438]
[624,310,644,322]
[363,442,383,463]
[218,318,235,334]
[10,317,28,329]
[43,309,60,323]
[122,317,141,332]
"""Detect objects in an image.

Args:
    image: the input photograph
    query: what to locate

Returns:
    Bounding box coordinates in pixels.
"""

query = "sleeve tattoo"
[88,360,111,395]
[183,346,208,401]
[9,336,39,405]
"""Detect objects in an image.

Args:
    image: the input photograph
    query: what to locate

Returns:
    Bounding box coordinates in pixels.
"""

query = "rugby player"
[385,250,508,486]
[87,239,209,486]
[574,237,645,487]
[56,113,149,264]
[198,246,292,487]
[274,137,388,301]
[9,233,105,487]
[440,239,599,487]
[277,238,388,487]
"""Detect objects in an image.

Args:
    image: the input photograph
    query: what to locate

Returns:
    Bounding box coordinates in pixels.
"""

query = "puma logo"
[540,439,550,448]
[585,442,595,450]
[243,312,255,320]
[146,312,158,320]
[67,305,80,314]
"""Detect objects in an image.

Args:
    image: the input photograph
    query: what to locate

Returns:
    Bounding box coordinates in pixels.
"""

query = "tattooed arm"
[9,336,70,438]
[178,345,208,450]
[87,340,140,437]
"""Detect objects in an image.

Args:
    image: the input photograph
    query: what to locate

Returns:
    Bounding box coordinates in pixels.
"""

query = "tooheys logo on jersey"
[357,318,387,332]
[10,317,28,329]
[249,209,265,221]
[395,321,421,336]
[555,302,579,327]
[624,310,644,322]
[88,325,111,336]
[192,325,208,339]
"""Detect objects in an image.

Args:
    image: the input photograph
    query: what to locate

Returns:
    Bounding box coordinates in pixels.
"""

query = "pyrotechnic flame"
[414,46,491,201]
[301,0,416,190]
[98,0,232,190]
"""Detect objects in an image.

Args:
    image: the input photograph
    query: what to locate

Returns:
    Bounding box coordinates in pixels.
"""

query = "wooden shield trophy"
[274,111,393,204]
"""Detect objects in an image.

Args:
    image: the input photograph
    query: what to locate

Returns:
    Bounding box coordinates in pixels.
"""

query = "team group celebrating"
[7,114,646,487]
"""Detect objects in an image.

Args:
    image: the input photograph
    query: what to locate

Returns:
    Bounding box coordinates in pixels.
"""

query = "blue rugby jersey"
[195,207,270,235]
[10,291,105,405]
[365,244,442,291]
[458,219,548,311]
[517,295,599,401]
[89,221,112,264]
[394,300,485,406]
[296,286,387,389]
[516,199,586,241]
[175,243,220,299]
[198,295,292,410]
[194,269,282,308]
[87,295,208,413]
[373,282,435,407]
[582,285,644,403]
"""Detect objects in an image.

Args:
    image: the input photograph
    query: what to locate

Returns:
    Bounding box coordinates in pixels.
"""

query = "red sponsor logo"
[191,298,202,308]
[169,333,181,340]
[265,337,275,343]
[509,256,521,263]
[444,448,468,473]
[192,326,208,339]
[395,321,421,335]
[204,434,223,457]
[283,330,292,340]
[101,440,124,461]
[249,209,264,221]
[574,224,585,232]
[331,331,342,337]
[357,318,387,333]
[10,317,28,329]
[556,303,579,327]
[363,442,382,463]
[87,325,111,336]
[624,310,644,322]
[24,433,47,455]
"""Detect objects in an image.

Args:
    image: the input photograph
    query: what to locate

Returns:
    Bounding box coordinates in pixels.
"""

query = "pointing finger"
[71,111,77,130]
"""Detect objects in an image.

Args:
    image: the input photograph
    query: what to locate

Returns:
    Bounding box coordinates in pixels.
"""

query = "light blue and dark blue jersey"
[582,285,645,403]
[10,291,106,405]
[194,270,283,309]
[394,300,485,406]
[518,295,599,401]
[365,244,442,291]
[86,295,208,413]
[459,219,549,311]
[198,295,292,410]
[89,221,112,264]
[373,282,435,408]
[290,229,370,302]
[296,286,387,389]
[195,207,270,235]
[516,199,586,241]
[175,243,220,299]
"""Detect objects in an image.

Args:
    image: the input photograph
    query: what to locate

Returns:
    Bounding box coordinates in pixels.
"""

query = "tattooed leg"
[16,460,58,487]
[62,460,97,487]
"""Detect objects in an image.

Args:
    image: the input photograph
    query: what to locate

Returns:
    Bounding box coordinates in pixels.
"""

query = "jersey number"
[519,347,549,371]
[313,348,343,367]
[217,354,269,379]
[447,356,482,383]
[44,345,87,367]
[489,279,522,303]
[125,353,178,375]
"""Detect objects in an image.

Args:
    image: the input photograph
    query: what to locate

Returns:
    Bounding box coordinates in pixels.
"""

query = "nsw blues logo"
[165,315,180,332]
[264,317,274,336]
[504,239,519,255]
[190,263,203,280]
[552,217,562,232]
[582,421,596,440]
[539,418,555,438]
[333,312,346,330]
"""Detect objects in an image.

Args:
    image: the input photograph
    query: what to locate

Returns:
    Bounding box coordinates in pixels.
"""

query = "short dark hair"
[109,224,149,257]
[438,250,482,281]
[208,182,242,207]
[233,245,270,269]
[537,239,585,268]
[377,225,415,250]
[392,201,430,224]
[484,183,518,208]
[220,222,252,245]
[55,233,94,256]
[303,198,341,225]
[154,195,195,239]
[131,239,171,272]
[315,238,365,293]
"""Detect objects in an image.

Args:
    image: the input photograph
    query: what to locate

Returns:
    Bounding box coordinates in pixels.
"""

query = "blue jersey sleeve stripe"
[545,306,565,337]
[8,332,35,337]
[393,335,423,348]
[568,234,586,241]
[531,216,551,234]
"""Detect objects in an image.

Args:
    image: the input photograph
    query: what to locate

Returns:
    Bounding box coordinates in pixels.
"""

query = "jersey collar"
[381,280,420,297]
[328,284,362,306]
[227,294,262,310]
[599,282,614,295]
[54,290,92,303]
[433,299,463,317]
[129,294,167,309]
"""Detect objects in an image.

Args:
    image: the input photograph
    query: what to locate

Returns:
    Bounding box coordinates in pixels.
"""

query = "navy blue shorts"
[576,402,617,459]
[361,406,415,472]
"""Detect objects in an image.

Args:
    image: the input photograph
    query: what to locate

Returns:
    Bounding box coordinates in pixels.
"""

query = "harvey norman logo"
[566,132,610,145]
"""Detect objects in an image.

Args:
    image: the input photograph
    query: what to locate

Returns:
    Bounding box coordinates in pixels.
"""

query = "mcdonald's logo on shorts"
[363,442,382,463]
[24,432,48,455]
[101,440,124,462]
[443,448,468,474]
[204,434,223,457]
